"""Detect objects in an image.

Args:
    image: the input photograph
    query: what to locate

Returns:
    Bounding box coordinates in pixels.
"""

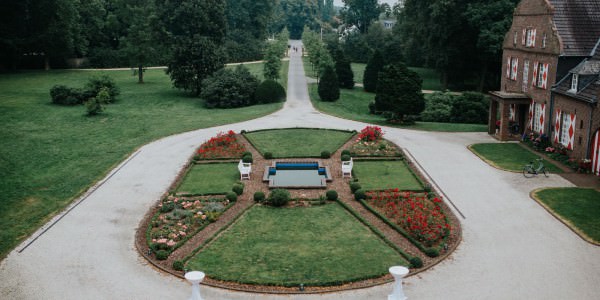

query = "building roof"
[553,56,600,104]
[549,0,600,57]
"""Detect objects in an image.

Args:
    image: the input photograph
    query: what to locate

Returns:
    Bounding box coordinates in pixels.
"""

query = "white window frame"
[522,60,529,92]
[526,29,533,47]
[570,74,578,92]
[560,113,570,147]
[542,33,547,48]
[536,63,544,88]
[533,103,542,133]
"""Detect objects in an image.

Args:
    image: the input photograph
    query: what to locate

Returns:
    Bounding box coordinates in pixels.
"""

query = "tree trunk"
[44,56,50,71]
[138,65,144,84]
[478,63,488,92]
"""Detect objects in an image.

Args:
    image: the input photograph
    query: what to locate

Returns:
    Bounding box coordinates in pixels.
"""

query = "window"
[534,62,548,89]
[522,60,529,92]
[514,31,518,46]
[570,74,578,92]
[560,112,570,147]
[510,57,519,81]
[526,28,536,47]
[534,103,542,133]
[542,33,547,48]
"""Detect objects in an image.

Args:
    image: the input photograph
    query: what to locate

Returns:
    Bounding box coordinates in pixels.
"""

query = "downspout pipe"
[586,96,597,159]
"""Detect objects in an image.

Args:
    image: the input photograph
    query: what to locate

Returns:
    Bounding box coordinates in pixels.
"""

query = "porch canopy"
[488,91,531,141]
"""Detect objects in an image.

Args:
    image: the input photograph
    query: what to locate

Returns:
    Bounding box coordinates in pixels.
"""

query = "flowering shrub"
[195,130,246,159]
[366,189,450,246]
[357,126,383,142]
[148,195,231,256]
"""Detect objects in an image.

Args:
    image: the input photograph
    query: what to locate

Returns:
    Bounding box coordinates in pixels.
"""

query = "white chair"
[238,160,251,180]
[341,157,353,178]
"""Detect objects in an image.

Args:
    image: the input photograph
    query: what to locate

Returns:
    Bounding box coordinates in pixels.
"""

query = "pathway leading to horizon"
[1,40,599,300]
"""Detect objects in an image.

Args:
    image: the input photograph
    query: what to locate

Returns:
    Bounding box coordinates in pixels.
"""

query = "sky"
[333,0,399,7]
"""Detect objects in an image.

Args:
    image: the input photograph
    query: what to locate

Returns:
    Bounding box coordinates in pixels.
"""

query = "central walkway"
[1,40,599,300]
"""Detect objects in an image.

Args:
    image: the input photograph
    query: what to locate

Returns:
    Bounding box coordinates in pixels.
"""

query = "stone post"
[185,271,205,300]
[388,266,409,300]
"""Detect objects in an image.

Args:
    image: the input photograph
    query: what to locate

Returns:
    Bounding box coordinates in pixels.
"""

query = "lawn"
[534,188,600,243]
[176,163,239,195]
[244,128,354,157]
[0,63,286,259]
[469,143,563,173]
[308,84,487,132]
[353,160,424,191]
[186,204,407,286]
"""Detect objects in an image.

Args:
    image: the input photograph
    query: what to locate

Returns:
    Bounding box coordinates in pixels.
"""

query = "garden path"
[1,40,599,300]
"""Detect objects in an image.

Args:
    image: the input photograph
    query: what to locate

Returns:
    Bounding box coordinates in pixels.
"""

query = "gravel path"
[1,40,599,300]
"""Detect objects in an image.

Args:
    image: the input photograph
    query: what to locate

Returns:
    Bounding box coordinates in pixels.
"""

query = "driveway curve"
[1,40,599,300]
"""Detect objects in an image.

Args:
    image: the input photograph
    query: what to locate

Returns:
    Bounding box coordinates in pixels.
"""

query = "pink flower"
[167,240,176,247]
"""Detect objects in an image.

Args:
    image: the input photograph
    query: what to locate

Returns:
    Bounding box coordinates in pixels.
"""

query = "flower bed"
[194,130,246,160]
[147,195,233,259]
[347,126,402,157]
[365,189,450,247]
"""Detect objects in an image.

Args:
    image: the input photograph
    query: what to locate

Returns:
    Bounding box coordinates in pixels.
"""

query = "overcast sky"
[333,0,398,7]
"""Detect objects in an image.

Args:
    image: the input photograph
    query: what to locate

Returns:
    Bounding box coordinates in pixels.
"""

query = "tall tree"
[225,0,274,62]
[318,65,340,101]
[335,50,354,89]
[281,0,319,39]
[158,0,227,95]
[341,0,379,34]
[363,49,384,92]
[375,62,424,122]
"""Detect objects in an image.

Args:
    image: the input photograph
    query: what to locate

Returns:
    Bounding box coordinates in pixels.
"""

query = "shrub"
[232,184,244,195]
[409,257,423,268]
[354,189,366,201]
[242,154,253,163]
[155,250,169,260]
[341,149,351,156]
[350,182,362,193]
[424,247,440,258]
[201,65,260,108]
[85,75,120,103]
[264,152,273,159]
[160,201,175,213]
[318,65,340,101]
[255,80,286,103]
[420,92,455,122]
[358,126,383,142]
[85,87,111,115]
[449,92,489,124]
[50,85,84,105]
[335,50,354,89]
[226,192,237,202]
[325,190,338,201]
[173,260,184,271]
[268,189,290,207]
[253,191,266,202]
[320,150,331,159]
[341,154,351,161]
[242,151,252,157]
[375,63,424,122]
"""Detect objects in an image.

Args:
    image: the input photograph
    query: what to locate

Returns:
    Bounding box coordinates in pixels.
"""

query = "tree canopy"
[375,63,425,122]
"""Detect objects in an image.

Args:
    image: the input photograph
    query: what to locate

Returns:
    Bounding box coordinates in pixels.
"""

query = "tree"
[121,3,162,83]
[375,63,424,122]
[281,0,319,39]
[201,65,260,108]
[341,0,380,34]
[158,0,227,95]
[225,0,274,62]
[264,41,284,81]
[318,65,340,101]
[363,50,385,92]
[335,50,354,89]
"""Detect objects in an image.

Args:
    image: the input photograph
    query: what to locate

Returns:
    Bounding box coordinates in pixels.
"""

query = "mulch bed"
[134,134,462,293]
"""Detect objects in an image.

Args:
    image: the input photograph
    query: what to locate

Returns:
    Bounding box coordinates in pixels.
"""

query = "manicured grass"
[186,204,407,286]
[177,164,239,195]
[308,84,487,132]
[469,143,563,173]
[353,160,424,191]
[351,63,366,84]
[534,188,600,243]
[244,129,354,158]
[0,63,286,259]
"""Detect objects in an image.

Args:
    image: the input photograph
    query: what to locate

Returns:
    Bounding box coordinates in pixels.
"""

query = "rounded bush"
[226,192,238,202]
[253,191,266,202]
[424,247,440,258]
[341,154,351,161]
[155,250,169,260]
[50,85,85,105]
[242,151,252,157]
[349,182,362,193]
[354,189,366,201]
[409,257,423,268]
[264,152,273,159]
[173,260,184,271]
[269,189,290,207]
[325,190,338,201]
[255,79,286,103]
[320,150,331,159]
[85,75,120,103]
[242,154,253,164]
[341,150,351,156]
[232,184,244,195]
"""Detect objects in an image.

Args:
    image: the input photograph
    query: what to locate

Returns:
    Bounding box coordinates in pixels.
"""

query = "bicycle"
[523,158,548,178]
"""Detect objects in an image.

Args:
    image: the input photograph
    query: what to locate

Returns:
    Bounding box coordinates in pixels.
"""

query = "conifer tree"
[318,65,340,101]
[363,50,385,92]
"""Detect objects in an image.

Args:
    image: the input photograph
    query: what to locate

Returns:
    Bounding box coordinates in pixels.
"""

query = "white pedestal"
[185,271,205,300]
[388,266,409,300]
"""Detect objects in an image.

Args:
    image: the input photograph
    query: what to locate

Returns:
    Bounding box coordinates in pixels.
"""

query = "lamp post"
[388,266,409,300]
[185,271,205,300]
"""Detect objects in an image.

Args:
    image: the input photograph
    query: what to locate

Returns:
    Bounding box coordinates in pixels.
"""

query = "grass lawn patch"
[244,128,354,158]
[308,84,487,132]
[351,63,366,84]
[469,143,563,173]
[0,64,285,259]
[353,160,423,191]
[186,204,407,286]
[533,188,600,244]
[177,164,239,195]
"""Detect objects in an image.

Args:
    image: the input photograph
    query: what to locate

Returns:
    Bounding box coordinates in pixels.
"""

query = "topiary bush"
[318,65,340,101]
[201,65,260,108]
[341,149,351,156]
[85,75,120,103]
[242,154,253,163]
[321,150,331,159]
[264,152,273,159]
[409,257,423,268]
[341,154,351,161]
[173,260,184,271]
[255,79,286,103]
[335,50,354,89]
[354,189,366,201]
[226,192,237,202]
[232,183,244,195]
[350,182,362,193]
[268,189,290,207]
[325,190,338,201]
[424,247,440,258]
[253,191,266,202]
[155,250,169,260]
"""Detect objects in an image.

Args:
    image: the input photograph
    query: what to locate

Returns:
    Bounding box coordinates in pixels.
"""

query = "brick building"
[488,0,600,175]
